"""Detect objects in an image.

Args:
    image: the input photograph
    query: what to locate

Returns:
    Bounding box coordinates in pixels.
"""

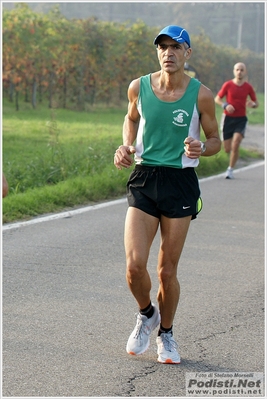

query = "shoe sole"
[158,359,181,364]
[157,358,181,364]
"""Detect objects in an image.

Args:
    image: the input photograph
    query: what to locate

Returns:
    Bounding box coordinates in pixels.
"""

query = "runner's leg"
[124,207,159,309]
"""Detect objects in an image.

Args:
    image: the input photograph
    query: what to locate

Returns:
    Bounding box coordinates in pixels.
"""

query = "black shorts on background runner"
[126,165,201,220]
[223,115,248,140]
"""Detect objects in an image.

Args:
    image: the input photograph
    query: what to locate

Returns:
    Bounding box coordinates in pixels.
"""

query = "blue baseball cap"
[154,25,191,47]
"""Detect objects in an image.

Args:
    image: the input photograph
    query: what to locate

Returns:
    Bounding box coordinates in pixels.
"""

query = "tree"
[2,4,264,111]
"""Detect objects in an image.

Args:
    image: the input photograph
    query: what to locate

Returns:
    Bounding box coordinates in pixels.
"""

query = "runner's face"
[233,64,246,80]
[157,36,189,72]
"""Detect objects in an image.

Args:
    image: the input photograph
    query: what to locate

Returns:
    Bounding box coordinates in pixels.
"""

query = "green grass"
[2,93,264,223]
[241,92,264,125]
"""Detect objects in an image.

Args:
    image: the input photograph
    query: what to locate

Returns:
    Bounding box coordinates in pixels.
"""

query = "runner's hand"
[114,145,136,170]
[184,137,202,159]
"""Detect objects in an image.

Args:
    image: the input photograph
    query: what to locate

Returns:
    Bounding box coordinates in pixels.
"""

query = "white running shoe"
[225,167,234,179]
[156,332,181,364]
[126,304,160,355]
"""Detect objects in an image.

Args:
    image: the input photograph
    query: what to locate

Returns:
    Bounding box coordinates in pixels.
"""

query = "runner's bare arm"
[114,79,140,169]
[214,94,235,113]
[123,78,140,146]
[185,85,221,158]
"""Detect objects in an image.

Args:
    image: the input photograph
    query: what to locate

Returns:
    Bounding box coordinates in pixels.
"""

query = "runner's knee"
[126,259,147,281]
[158,265,177,288]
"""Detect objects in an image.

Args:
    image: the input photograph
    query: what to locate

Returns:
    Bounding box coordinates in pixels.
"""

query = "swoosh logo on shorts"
[183,206,191,209]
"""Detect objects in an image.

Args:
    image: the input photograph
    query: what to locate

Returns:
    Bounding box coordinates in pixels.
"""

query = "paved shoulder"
[2,163,264,397]
[241,123,265,153]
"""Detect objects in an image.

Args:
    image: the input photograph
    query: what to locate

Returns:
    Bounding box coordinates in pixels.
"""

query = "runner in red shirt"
[215,62,258,179]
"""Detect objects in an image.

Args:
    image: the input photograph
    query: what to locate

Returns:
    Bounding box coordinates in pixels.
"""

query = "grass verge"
[2,95,264,223]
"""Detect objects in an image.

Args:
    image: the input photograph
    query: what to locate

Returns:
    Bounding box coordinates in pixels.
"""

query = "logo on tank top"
[172,109,189,127]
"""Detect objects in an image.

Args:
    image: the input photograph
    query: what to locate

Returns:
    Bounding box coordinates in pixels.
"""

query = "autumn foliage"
[2,4,264,111]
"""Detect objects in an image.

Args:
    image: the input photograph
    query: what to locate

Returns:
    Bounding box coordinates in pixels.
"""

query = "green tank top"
[135,73,201,168]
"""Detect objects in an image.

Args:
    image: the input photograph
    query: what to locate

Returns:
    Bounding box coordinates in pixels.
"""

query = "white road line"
[2,161,265,231]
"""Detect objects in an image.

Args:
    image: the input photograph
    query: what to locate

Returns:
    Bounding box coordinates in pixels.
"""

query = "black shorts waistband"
[134,165,195,174]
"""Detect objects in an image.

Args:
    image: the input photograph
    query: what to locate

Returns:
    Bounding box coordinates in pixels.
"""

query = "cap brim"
[154,34,188,46]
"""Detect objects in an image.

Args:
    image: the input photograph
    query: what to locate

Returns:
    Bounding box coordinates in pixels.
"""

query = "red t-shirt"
[217,80,257,117]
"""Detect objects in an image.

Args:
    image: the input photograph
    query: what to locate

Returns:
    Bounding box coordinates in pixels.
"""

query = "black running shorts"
[223,115,248,140]
[126,165,202,220]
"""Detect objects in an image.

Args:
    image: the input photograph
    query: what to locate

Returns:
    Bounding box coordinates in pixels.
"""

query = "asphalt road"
[237,123,265,155]
[2,158,265,398]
